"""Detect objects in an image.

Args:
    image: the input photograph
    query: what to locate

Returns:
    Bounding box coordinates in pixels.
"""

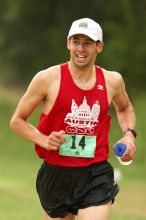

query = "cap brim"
[67,28,98,41]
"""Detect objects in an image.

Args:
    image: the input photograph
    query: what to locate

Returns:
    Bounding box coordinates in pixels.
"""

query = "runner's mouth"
[76,55,87,58]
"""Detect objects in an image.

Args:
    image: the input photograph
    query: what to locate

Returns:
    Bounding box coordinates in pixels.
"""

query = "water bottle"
[114,143,132,165]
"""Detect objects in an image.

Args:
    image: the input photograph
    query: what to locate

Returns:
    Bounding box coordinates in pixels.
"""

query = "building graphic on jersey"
[64,96,100,135]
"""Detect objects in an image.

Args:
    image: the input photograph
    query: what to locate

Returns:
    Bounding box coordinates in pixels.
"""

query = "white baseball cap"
[67,18,103,42]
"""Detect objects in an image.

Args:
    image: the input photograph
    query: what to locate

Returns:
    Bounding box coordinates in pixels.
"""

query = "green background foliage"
[0,0,146,90]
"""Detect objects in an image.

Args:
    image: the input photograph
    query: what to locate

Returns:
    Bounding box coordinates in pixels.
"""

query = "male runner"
[10,18,136,220]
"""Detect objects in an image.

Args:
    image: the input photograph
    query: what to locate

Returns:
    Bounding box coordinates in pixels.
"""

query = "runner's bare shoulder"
[102,68,124,91]
[35,65,61,84]
[26,65,61,98]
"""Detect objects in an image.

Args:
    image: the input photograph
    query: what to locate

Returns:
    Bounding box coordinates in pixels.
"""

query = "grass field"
[0,86,146,220]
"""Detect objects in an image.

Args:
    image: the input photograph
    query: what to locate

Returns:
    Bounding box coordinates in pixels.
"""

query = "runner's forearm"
[10,118,47,147]
[116,103,136,131]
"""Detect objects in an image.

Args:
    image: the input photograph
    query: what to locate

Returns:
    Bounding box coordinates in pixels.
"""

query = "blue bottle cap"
[114,143,126,157]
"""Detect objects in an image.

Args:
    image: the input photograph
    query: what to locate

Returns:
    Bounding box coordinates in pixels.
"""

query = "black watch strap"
[123,128,137,138]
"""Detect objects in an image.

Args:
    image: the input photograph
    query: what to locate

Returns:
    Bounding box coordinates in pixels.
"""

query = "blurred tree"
[0,0,145,92]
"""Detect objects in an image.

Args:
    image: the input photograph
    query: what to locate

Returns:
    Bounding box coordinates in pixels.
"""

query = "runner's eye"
[85,41,92,45]
[72,40,93,47]
[72,40,80,45]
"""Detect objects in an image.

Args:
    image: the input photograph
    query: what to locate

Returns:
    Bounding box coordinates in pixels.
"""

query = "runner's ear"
[67,38,71,50]
[96,41,104,54]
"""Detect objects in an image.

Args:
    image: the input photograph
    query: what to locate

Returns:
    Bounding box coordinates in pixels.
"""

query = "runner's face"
[67,35,101,68]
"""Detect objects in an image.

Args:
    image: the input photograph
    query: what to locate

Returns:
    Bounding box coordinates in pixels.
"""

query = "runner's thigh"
[77,201,112,220]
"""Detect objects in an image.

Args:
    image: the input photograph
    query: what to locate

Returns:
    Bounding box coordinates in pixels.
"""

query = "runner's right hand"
[42,130,66,151]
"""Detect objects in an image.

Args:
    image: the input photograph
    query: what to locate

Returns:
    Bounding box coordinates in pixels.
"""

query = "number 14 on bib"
[59,134,96,158]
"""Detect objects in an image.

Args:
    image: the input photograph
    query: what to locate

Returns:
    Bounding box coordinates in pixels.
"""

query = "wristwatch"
[123,128,137,138]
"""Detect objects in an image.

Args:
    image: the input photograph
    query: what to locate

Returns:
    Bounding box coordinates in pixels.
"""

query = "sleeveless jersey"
[35,63,111,167]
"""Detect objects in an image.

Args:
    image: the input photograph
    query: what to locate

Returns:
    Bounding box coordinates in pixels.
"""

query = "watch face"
[131,129,137,138]
[124,128,137,138]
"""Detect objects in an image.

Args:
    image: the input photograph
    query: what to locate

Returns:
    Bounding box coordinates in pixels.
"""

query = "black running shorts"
[36,160,119,218]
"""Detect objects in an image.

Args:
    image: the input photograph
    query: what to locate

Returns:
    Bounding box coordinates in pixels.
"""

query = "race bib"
[59,134,96,158]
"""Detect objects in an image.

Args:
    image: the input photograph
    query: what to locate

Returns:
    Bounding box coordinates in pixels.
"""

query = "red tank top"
[35,63,111,167]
